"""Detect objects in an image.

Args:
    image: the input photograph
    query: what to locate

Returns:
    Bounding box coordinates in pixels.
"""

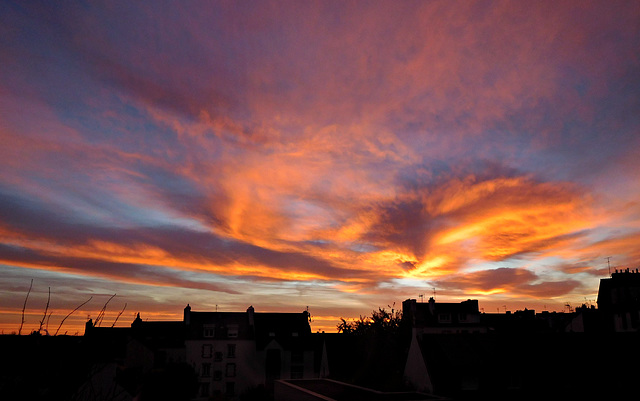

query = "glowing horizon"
[1,1,639,335]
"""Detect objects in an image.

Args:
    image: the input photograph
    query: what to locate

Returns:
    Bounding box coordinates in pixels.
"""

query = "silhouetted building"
[400,291,640,399]
[402,298,482,394]
[80,304,317,400]
[403,298,485,335]
[480,308,579,333]
[184,304,315,399]
[597,268,640,332]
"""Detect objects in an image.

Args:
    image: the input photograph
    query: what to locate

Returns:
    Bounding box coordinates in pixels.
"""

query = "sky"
[1,0,639,334]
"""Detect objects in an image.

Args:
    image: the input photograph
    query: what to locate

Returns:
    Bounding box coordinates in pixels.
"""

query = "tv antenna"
[606,257,612,277]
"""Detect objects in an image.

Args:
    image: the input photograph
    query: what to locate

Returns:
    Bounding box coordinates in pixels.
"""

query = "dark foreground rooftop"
[275,379,446,401]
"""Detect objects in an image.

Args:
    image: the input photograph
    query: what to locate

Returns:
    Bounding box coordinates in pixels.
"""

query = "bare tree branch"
[55,296,92,336]
[44,311,53,335]
[18,279,33,335]
[94,293,116,327]
[111,303,127,328]
[38,287,51,334]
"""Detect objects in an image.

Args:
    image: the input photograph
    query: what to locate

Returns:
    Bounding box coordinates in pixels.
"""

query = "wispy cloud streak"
[1,0,639,331]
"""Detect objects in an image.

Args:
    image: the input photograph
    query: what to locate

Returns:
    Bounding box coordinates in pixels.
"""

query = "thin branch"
[44,311,53,335]
[94,294,116,327]
[38,287,51,334]
[18,279,33,335]
[55,296,92,336]
[111,303,127,328]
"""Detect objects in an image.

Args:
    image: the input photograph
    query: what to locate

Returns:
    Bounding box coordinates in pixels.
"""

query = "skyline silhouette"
[2,269,638,400]
[1,1,640,335]
[1,265,633,336]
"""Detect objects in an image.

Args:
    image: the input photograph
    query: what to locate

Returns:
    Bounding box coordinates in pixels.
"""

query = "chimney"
[184,304,191,326]
[247,305,255,327]
[132,312,143,328]
[402,299,417,325]
[84,318,93,335]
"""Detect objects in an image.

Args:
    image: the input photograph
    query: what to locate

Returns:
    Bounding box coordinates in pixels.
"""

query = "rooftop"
[277,379,445,401]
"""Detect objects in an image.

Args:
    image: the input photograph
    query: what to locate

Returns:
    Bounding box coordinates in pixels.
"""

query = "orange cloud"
[1,1,639,334]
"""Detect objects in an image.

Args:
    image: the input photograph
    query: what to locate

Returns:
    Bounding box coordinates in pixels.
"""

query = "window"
[227,344,236,358]
[214,351,223,362]
[201,363,211,377]
[226,363,236,377]
[213,370,222,381]
[202,344,213,358]
[226,381,235,396]
[203,324,215,338]
[458,313,467,322]
[200,382,210,397]
[438,313,451,323]
[227,324,238,338]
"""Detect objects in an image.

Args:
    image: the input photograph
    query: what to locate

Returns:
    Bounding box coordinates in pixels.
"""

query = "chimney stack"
[247,305,255,327]
[184,304,191,325]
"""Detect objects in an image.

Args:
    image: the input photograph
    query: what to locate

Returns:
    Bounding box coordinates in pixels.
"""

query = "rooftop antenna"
[418,294,424,303]
[606,257,612,277]
[433,288,436,301]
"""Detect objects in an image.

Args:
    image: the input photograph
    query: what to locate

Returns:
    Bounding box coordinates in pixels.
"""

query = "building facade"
[597,268,640,332]
[184,304,315,399]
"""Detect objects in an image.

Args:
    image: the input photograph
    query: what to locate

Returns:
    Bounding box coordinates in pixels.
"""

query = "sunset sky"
[1,0,639,334]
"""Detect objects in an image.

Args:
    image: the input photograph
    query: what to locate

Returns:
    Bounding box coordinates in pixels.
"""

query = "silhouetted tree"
[336,307,408,391]
[337,307,402,335]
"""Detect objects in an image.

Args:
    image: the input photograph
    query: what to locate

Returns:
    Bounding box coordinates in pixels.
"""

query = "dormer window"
[438,313,451,323]
[203,324,215,338]
[228,325,239,338]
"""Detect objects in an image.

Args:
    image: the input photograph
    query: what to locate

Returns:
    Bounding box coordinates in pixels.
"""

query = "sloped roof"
[187,311,252,340]
[254,312,312,350]
[131,320,186,349]
[184,308,312,350]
